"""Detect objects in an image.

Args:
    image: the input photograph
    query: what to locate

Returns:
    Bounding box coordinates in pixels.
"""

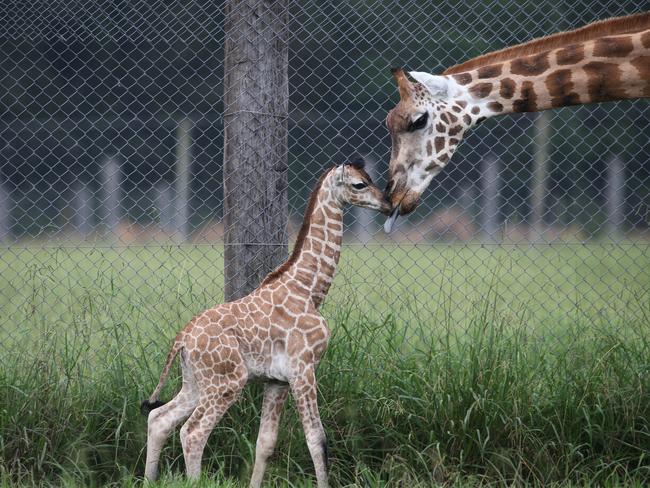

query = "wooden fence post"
[223,0,289,301]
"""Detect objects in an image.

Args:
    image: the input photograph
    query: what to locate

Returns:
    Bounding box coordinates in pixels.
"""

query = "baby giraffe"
[141,158,389,488]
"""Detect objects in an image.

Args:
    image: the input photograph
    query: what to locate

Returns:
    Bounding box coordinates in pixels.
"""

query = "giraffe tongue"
[384,206,399,234]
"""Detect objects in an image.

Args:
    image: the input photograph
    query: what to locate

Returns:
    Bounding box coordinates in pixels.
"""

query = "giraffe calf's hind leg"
[180,351,248,479]
[144,359,199,481]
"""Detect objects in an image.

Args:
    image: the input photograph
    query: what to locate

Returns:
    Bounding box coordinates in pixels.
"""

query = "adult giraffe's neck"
[451,30,650,118]
[259,170,343,309]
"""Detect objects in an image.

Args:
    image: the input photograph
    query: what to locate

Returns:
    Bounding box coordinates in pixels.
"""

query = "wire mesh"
[0,0,648,363]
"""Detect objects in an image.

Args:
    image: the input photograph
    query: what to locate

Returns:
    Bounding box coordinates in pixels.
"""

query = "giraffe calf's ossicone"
[141,159,390,488]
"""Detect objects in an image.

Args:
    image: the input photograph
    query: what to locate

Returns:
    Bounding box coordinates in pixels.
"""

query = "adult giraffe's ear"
[391,67,414,101]
[408,71,449,98]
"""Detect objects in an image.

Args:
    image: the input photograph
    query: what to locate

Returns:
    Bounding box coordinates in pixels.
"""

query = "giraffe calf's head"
[384,68,474,230]
[333,158,391,215]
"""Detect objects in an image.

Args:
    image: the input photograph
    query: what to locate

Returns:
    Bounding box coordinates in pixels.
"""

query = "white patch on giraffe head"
[408,71,449,98]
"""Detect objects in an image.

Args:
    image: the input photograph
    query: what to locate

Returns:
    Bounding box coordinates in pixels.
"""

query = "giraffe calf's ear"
[408,71,449,98]
[346,157,365,170]
[334,165,345,184]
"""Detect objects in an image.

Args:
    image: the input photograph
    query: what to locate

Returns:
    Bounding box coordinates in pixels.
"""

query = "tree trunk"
[223,0,289,301]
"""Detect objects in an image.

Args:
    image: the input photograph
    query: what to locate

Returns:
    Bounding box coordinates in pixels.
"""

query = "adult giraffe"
[383,11,650,231]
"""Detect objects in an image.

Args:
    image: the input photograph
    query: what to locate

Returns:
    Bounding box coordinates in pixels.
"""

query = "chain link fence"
[1,0,649,364]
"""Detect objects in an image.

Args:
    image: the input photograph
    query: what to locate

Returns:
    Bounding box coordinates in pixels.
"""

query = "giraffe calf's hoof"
[141,399,167,416]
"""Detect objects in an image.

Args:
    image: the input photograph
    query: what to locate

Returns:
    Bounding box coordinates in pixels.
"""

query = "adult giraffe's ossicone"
[383,11,650,232]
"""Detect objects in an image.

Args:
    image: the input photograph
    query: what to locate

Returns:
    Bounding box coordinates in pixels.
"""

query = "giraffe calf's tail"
[140,336,184,417]
[140,399,167,416]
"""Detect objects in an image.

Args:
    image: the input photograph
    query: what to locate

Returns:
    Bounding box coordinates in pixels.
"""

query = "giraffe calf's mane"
[444,11,650,75]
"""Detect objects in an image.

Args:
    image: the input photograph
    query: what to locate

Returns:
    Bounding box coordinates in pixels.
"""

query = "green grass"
[1,242,649,486]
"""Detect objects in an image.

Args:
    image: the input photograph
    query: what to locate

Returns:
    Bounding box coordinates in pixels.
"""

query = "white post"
[175,119,191,242]
[531,112,551,242]
[155,180,174,234]
[72,182,92,237]
[102,156,120,238]
[606,155,625,240]
[482,154,500,241]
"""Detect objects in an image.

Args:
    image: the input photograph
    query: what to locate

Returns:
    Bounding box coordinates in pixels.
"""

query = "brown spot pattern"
[463,114,472,125]
[435,122,446,133]
[434,137,445,153]
[448,125,463,137]
[477,64,503,79]
[642,31,650,49]
[486,101,503,112]
[469,82,493,98]
[426,140,433,156]
[512,80,537,112]
[453,73,472,85]
[630,56,650,96]
[471,106,481,115]
[556,44,584,65]
[583,61,626,102]
[593,36,634,58]
[510,52,551,76]
[546,69,581,107]
[425,161,438,171]
[499,78,516,99]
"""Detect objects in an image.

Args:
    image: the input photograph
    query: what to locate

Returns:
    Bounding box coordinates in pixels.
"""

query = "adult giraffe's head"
[383,11,650,232]
[384,68,481,230]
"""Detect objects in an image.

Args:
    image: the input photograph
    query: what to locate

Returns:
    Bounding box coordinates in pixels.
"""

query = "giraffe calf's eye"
[352,182,368,190]
[408,112,428,131]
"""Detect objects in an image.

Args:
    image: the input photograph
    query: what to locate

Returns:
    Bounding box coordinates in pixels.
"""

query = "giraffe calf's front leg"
[291,367,329,488]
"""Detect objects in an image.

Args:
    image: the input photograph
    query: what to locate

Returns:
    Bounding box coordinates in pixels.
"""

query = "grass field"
[1,242,649,486]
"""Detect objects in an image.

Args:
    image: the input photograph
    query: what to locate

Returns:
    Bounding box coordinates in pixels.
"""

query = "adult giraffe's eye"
[352,182,368,190]
[408,112,428,131]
